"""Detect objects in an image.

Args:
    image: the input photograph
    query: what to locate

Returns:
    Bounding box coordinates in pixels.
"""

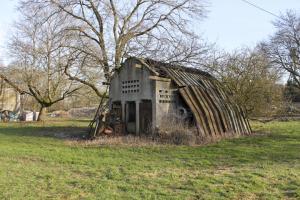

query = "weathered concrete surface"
[109,58,191,134]
[0,87,20,112]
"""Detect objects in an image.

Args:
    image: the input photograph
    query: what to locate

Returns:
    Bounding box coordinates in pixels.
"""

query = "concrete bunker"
[108,57,251,138]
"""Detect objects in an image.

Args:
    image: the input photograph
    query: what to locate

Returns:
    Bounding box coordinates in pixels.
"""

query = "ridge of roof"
[127,57,212,78]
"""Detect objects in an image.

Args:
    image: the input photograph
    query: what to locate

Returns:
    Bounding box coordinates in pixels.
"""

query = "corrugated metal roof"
[143,58,252,137]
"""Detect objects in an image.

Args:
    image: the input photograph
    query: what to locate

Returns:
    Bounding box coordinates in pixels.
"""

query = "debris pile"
[0,110,39,122]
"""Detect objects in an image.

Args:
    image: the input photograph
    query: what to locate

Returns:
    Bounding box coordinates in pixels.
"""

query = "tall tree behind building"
[2,6,81,121]
[19,0,210,98]
[263,10,300,87]
[204,48,285,117]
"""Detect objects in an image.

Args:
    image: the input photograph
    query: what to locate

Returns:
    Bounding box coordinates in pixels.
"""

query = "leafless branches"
[203,48,284,117]
[5,5,82,120]
[18,0,208,98]
[263,10,300,87]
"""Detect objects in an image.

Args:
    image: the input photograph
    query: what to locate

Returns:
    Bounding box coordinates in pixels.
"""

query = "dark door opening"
[126,101,136,133]
[111,101,122,121]
[140,100,152,134]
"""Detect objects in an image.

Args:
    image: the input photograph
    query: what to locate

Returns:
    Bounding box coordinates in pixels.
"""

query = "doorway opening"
[140,100,152,134]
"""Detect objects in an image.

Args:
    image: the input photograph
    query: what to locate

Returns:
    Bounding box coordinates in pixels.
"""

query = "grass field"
[0,120,299,199]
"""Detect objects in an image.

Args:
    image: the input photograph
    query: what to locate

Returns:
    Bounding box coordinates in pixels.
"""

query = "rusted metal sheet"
[163,67,251,137]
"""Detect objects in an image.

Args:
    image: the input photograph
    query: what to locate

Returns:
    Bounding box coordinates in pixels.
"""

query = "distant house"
[0,79,21,113]
[109,57,251,137]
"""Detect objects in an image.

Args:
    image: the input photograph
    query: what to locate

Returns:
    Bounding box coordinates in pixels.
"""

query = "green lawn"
[0,120,299,199]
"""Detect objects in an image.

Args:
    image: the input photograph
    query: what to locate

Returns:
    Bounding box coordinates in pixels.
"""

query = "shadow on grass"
[0,126,90,139]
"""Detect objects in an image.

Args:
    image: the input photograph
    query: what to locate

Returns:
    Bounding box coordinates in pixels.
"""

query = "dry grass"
[65,133,244,147]
[67,116,246,147]
[153,115,199,145]
[65,135,160,147]
[152,115,242,145]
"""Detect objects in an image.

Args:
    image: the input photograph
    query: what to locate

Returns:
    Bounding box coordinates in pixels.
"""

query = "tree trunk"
[37,106,47,121]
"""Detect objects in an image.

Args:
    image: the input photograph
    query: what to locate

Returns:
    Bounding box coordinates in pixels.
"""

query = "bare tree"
[263,10,300,87]
[1,6,81,121]
[19,0,208,98]
[204,48,284,117]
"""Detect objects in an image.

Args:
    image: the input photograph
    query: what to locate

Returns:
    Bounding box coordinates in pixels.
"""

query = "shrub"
[154,115,198,146]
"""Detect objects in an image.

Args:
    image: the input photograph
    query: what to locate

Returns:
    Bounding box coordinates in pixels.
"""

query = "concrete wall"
[0,88,20,112]
[109,58,154,103]
[109,58,189,134]
[109,58,155,134]
[154,79,179,128]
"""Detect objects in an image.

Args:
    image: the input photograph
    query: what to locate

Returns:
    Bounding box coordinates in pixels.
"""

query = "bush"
[154,115,198,146]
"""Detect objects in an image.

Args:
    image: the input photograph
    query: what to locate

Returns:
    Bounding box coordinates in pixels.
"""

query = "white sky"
[0,0,18,64]
[199,0,300,51]
[0,0,299,63]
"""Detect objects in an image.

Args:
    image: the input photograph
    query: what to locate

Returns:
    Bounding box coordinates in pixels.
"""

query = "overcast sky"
[0,0,299,63]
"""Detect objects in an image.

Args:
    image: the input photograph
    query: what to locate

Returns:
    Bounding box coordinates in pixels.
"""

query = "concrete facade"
[109,58,186,134]
[0,87,21,113]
